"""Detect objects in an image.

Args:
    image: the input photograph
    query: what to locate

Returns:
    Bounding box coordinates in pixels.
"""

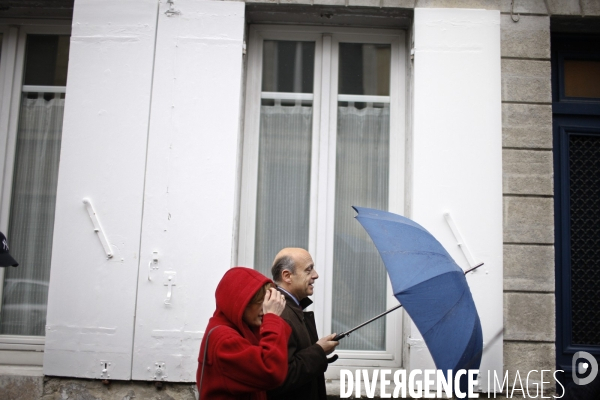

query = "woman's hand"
[262,288,286,316]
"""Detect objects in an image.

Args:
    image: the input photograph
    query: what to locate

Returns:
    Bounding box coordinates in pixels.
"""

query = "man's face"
[289,251,318,301]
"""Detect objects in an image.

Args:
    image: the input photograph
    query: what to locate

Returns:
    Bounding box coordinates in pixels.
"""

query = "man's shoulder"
[280,300,303,322]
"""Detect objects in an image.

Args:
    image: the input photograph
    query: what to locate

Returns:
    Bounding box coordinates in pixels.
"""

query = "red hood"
[212,267,272,341]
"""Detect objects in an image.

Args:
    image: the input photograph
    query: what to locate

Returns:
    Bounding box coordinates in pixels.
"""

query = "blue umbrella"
[339,206,483,392]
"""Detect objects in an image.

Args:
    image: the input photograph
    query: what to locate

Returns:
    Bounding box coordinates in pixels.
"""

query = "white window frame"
[0,21,71,366]
[238,25,406,370]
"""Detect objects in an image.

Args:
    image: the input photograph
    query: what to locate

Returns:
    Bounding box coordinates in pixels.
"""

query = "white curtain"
[254,104,313,276]
[332,104,390,350]
[0,94,64,336]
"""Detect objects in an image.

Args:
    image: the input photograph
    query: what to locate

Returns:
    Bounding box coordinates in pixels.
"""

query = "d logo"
[572,351,598,385]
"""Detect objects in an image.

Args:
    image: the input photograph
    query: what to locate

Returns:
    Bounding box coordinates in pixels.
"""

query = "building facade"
[0,0,598,398]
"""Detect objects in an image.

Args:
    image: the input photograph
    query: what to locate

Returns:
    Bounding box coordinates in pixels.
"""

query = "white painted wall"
[410,8,503,391]
[132,0,245,382]
[44,0,159,379]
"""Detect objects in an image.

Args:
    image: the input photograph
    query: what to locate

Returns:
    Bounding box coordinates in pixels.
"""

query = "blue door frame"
[552,33,600,385]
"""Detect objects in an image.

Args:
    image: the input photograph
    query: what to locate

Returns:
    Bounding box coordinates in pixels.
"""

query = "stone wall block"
[581,0,600,16]
[348,0,382,7]
[504,197,554,243]
[244,0,279,4]
[503,342,557,394]
[545,0,581,15]
[502,60,551,103]
[502,104,552,149]
[504,244,554,292]
[504,292,555,341]
[381,0,416,8]
[279,0,314,4]
[501,15,550,59]
[503,149,553,195]
[415,0,501,9]
[312,0,347,5]
[499,0,549,14]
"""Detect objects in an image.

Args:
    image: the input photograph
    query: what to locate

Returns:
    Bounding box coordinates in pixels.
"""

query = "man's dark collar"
[299,296,313,310]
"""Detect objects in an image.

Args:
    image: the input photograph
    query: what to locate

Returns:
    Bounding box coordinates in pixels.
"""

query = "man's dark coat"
[267,289,328,400]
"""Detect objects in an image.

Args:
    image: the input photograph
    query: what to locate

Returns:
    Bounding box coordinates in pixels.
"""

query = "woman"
[197,267,291,400]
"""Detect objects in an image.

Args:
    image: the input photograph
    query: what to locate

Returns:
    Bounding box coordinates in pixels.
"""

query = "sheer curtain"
[254,103,313,275]
[332,103,390,350]
[0,94,64,336]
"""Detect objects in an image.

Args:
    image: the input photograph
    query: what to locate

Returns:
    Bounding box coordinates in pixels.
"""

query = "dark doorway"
[552,33,600,386]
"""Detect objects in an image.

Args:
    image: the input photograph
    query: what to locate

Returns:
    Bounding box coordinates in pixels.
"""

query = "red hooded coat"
[196,267,291,400]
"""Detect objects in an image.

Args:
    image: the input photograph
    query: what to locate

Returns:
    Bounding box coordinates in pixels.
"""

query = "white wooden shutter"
[44,0,159,379]
[131,0,245,382]
[410,8,503,391]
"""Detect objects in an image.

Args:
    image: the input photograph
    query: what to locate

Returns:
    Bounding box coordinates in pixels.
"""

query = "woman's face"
[242,301,264,328]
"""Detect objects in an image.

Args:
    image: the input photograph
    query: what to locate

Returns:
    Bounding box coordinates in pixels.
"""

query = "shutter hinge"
[165,0,181,17]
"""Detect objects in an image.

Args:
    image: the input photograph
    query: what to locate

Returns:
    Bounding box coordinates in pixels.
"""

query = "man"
[267,247,339,400]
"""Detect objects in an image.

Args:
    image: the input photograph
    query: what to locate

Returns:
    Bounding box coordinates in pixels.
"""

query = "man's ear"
[281,269,293,284]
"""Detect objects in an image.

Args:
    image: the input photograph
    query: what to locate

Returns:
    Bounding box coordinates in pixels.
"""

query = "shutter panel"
[44,0,159,379]
[411,8,503,390]
[131,0,245,381]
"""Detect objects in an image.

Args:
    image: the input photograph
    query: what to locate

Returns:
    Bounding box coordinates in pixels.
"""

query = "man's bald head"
[271,248,318,300]
[271,248,306,283]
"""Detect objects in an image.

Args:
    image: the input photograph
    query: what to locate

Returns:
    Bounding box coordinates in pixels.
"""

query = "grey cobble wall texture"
[0,375,562,399]
[39,378,197,400]
[0,375,43,400]
[0,374,559,400]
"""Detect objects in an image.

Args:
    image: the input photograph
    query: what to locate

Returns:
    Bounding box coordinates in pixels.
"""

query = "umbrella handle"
[333,333,346,341]
[464,262,484,275]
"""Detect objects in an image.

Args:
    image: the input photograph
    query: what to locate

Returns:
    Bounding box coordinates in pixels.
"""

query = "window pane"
[262,41,315,94]
[0,35,69,336]
[338,43,390,96]
[332,43,391,351]
[254,41,315,276]
[23,35,70,86]
[564,59,600,99]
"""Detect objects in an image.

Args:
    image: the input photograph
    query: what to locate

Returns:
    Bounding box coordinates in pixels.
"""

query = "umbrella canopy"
[353,206,483,379]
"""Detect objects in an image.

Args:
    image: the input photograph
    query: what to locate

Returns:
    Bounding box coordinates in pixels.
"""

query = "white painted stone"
[131,0,245,382]
[412,8,503,392]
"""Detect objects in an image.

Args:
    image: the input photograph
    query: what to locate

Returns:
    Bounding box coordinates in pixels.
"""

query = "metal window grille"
[569,133,600,345]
